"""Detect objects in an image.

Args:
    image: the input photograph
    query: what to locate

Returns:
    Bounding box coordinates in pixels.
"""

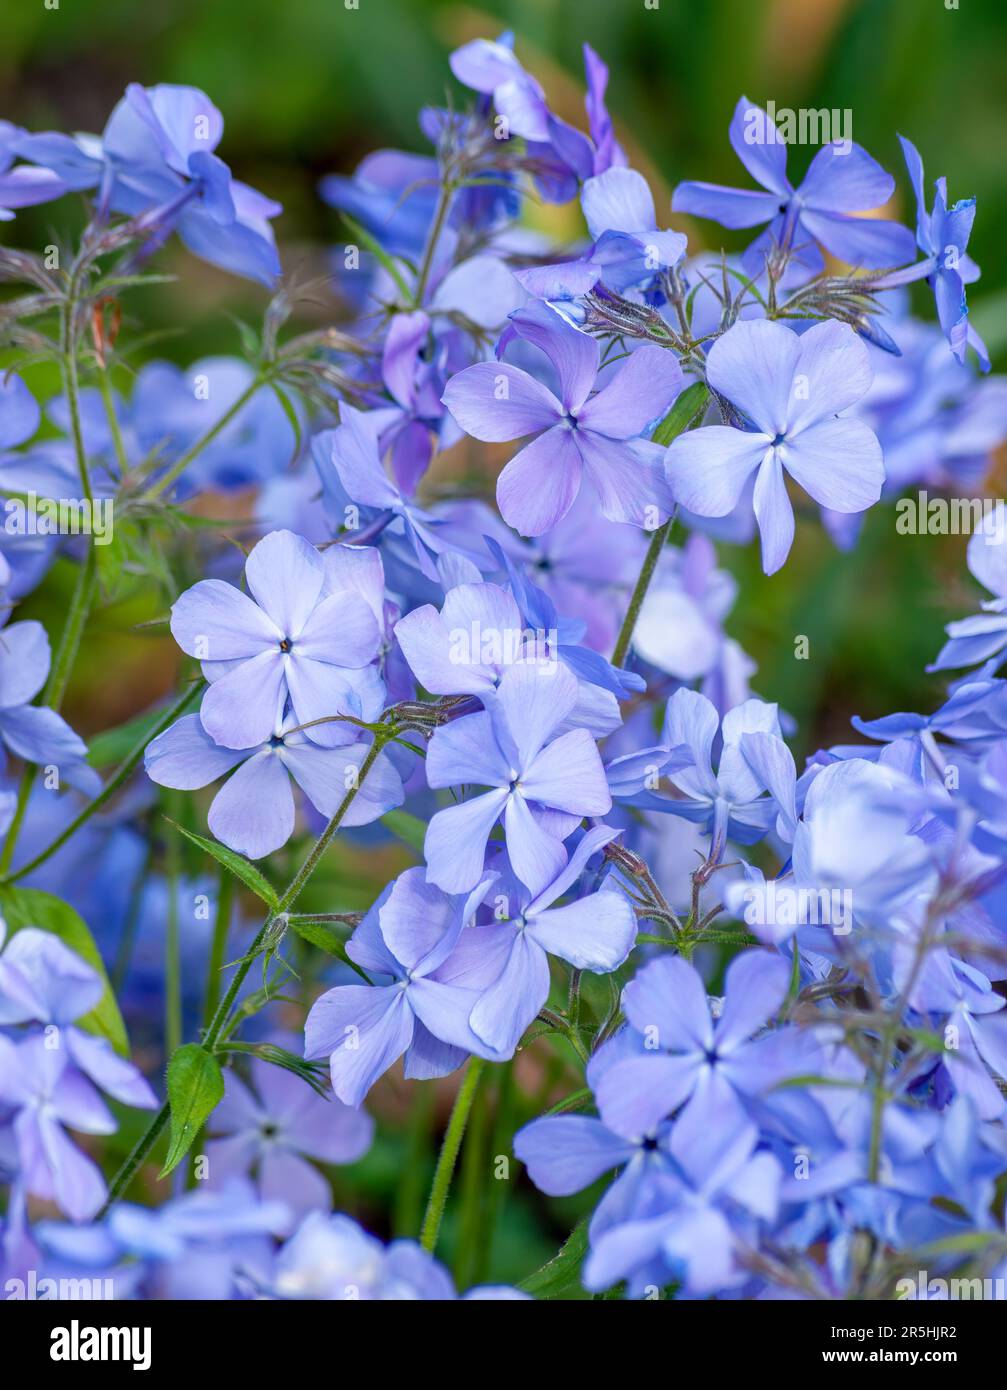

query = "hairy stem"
[420,1056,487,1255]
[141,375,265,502]
[611,517,672,668]
[98,734,390,1212]
[5,681,204,885]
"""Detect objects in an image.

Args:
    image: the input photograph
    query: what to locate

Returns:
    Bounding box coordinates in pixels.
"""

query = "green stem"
[46,548,98,712]
[0,771,36,879]
[60,297,94,506]
[611,517,672,669]
[141,376,265,502]
[5,681,204,884]
[393,1083,434,1238]
[164,791,183,1057]
[453,1072,492,1288]
[202,868,234,1033]
[477,1060,515,1283]
[0,305,99,876]
[420,1056,487,1254]
[98,735,390,1213]
[413,179,454,308]
[97,365,130,477]
[99,1102,170,1215]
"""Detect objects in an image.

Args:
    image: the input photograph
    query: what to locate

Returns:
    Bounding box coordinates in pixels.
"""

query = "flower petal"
[783,417,884,512]
[666,426,767,518]
[442,362,560,442]
[208,750,295,859]
[496,427,583,536]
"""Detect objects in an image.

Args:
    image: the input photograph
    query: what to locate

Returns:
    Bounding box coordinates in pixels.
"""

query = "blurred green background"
[2,0,1006,1284]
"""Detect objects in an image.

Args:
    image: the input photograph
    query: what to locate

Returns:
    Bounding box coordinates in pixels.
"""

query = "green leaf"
[160,1044,224,1178]
[518,1218,590,1298]
[651,380,709,446]
[88,709,166,769]
[0,886,129,1056]
[287,916,371,981]
[219,1041,331,1099]
[340,213,413,303]
[270,383,303,468]
[164,818,280,910]
[380,809,426,855]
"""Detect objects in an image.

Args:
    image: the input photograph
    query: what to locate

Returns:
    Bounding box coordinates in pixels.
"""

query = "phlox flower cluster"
[1,35,1006,1305]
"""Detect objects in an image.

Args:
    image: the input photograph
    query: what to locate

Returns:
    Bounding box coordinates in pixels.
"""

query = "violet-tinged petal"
[426,711,512,789]
[468,931,548,1055]
[0,929,101,1026]
[329,405,401,508]
[245,530,324,638]
[0,704,88,767]
[799,208,916,269]
[595,1054,701,1139]
[22,1111,107,1222]
[581,167,656,240]
[307,985,414,1107]
[798,141,895,212]
[672,181,782,230]
[623,953,715,1052]
[660,688,720,801]
[715,949,790,1054]
[526,822,619,912]
[521,728,611,815]
[199,648,286,750]
[667,426,767,517]
[208,750,295,859]
[402,1022,470,1081]
[0,620,50,708]
[281,659,365,745]
[787,318,874,430]
[491,660,579,772]
[513,1115,635,1196]
[496,426,583,536]
[376,867,460,975]
[503,793,569,896]
[293,591,380,667]
[527,886,636,972]
[394,606,490,695]
[66,1030,157,1109]
[382,311,428,410]
[707,318,801,435]
[170,578,280,661]
[424,789,510,894]
[576,345,683,440]
[728,96,790,195]
[782,417,885,512]
[752,453,795,575]
[258,1147,332,1219]
[145,713,247,790]
[575,433,674,528]
[507,305,600,413]
[442,362,560,442]
[313,744,403,828]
